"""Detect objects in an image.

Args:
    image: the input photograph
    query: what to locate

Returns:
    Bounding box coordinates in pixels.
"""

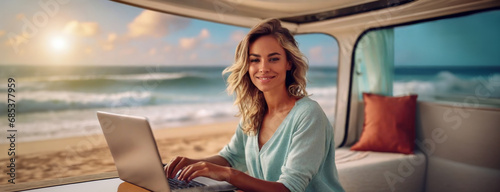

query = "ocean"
[392,66,500,101]
[0,65,498,143]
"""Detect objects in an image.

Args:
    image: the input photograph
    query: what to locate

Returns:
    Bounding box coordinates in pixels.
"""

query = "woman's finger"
[170,157,186,179]
[187,168,206,182]
[166,156,185,178]
[165,157,179,178]
[179,162,206,181]
[179,162,226,182]
[178,164,194,181]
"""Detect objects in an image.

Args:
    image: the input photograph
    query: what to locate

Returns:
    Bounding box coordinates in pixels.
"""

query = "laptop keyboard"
[168,178,206,189]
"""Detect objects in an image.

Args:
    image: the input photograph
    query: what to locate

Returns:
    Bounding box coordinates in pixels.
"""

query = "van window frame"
[341,8,500,147]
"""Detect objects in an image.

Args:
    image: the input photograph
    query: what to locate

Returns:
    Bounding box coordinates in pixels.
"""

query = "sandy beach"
[0,121,238,186]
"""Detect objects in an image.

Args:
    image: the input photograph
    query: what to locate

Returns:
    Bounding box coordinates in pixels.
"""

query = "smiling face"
[248,35,291,94]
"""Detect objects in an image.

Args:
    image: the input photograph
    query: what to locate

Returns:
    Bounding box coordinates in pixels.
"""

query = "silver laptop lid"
[97,111,170,192]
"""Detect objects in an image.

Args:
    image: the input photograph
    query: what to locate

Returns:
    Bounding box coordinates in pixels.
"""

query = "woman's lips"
[256,76,275,83]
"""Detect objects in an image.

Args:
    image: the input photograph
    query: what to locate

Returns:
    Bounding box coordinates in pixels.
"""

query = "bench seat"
[335,148,426,192]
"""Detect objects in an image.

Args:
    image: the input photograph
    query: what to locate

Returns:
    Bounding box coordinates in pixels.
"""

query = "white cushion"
[335,148,426,192]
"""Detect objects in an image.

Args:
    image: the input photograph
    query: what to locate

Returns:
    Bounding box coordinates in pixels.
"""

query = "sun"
[50,36,68,52]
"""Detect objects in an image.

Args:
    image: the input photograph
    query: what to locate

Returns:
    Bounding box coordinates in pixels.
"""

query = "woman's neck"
[263,88,296,114]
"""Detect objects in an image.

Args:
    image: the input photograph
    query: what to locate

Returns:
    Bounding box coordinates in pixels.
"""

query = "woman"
[165,19,344,192]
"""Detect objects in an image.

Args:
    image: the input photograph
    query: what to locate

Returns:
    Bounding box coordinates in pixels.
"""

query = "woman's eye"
[270,57,279,62]
[250,59,260,63]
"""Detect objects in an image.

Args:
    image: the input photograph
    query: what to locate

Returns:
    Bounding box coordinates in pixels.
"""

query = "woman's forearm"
[198,155,231,167]
[166,155,230,179]
[174,157,290,192]
[201,156,290,192]
[228,168,290,192]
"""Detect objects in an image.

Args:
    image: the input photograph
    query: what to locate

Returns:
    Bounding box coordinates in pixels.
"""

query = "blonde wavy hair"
[223,19,309,135]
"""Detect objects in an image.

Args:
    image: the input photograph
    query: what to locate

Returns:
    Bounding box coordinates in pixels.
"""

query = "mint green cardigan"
[219,97,344,192]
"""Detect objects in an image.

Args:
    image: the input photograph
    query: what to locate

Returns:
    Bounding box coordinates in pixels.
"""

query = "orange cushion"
[351,93,418,154]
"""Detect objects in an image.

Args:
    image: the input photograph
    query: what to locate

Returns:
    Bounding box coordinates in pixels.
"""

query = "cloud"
[16,13,25,20]
[179,29,211,50]
[180,37,196,49]
[189,53,198,60]
[199,29,210,38]
[85,47,93,55]
[4,33,29,55]
[63,20,99,37]
[120,47,135,55]
[101,33,117,51]
[4,33,29,47]
[309,46,324,63]
[148,48,157,56]
[107,33,117,42]
[230,30,246,42]
[0,30,5,38]
[128,10,190,38]
[164,45,172,52]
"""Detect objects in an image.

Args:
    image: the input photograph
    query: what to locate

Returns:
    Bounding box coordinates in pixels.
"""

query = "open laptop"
[96,111,236,192]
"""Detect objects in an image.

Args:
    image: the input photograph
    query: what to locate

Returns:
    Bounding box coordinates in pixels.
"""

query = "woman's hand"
[166,156,290,192]
[177,161,232,182]
[164,156,198,179]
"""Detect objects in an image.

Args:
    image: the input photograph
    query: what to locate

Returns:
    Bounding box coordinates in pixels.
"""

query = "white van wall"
[416,102,500,192]
[344,100,500,192]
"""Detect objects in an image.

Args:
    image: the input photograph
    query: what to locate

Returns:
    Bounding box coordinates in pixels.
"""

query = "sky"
[394,10,500,66]
[0,0,338,67]
[0,1,498,67]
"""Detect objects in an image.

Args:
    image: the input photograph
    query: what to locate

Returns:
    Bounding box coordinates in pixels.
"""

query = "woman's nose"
[259,60,270,73]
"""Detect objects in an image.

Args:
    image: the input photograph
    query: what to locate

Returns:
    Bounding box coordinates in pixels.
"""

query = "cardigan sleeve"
[218,123,248,172]
[278,102,330,192]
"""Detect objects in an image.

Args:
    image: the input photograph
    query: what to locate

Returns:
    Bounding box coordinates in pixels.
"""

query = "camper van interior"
[2,0,499,191]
